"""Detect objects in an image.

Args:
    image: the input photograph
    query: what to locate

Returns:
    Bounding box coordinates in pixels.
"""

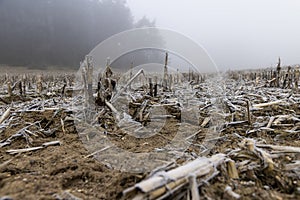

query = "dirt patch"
[0,70,300,199]
[0,110,145,199]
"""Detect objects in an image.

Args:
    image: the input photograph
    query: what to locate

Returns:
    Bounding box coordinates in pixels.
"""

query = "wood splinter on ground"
[224,186,241,199]
[6,141,61,154]
[226,159,239,179]
[123,154,226,200]
[240,138,274,171]
[0,106,11,124]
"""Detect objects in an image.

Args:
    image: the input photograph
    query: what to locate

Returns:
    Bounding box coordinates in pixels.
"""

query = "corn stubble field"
[0,61,300,200]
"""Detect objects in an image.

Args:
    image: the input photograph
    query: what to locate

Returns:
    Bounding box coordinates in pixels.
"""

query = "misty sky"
[127,0,300,70]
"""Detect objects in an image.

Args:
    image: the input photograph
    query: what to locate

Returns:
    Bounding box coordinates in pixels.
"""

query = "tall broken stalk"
[163,52,169,91]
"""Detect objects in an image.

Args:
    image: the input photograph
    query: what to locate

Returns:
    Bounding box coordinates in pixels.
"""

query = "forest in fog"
[0,0,155,68]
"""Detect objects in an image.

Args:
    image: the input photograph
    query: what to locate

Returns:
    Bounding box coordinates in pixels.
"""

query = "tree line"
[0,0,154,68]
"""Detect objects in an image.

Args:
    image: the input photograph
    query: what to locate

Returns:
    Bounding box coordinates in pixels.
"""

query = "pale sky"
[127,0,300,70]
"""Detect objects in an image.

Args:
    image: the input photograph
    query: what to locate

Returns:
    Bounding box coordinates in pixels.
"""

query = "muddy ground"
[0,81,300,200]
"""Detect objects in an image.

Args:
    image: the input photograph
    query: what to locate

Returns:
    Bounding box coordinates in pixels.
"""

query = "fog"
[0,0,147,68]
[127,0,300,70]
[0,0,299,70]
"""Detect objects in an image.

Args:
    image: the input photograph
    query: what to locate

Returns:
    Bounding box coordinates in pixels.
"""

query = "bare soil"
[0,74,300,200]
